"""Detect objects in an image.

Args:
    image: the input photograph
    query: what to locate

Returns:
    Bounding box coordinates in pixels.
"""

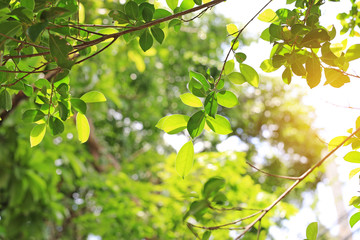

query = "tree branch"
[246,161,300,180]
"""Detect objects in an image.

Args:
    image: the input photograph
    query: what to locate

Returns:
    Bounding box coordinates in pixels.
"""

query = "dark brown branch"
[246,161,300,180]
[236,126,360,239]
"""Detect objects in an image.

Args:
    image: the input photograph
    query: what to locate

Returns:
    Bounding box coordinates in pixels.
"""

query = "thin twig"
[246,161,300,180]
[214,0,273,88]
[257,219,262,240]
[209,205,262,212]
[182,7,210,22]
[236,126,360,239]
[0,33,49,49]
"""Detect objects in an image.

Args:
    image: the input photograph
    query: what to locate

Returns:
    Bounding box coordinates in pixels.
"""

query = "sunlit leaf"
[224,60,234,75]
[176,141,194,178]
[328,136,348,151]
[344,151,360,163]
[226,23,238,36]
[240,64,259,87]
[206,115,232,135]
[180,93,202,107]
[204,92,217,118]
[187,110,205,138]
[345,44,360,62]
[306,222,318,240]
[189,71,210,91]
[228,72,246,85]
[22,109,45,122]
[166,0,178,10]
[349,168,360,179]
[217,91,238,108]
[156,114,190,134]
[80,91,107,103]
[76,113,90,143]
[350,212,360,228]
[30,124,46,147]
[324,68,350,88]
[71,98,87,114]
[258,9,278,22]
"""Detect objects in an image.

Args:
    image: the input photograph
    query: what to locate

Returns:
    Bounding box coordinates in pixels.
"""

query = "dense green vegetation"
[1,0,360,239]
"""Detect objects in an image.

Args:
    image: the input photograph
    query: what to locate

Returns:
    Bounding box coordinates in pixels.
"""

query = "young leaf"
[166,0,178,10]
[155,114,190,134]
[49,35,74,69]
[175,141,194,178]
[226,23,238,35]
[80,91,107,103]
[30,124,46,147]
[345,44,360,62]
[282,67,292,84]
[350,212,360,228]
[258,9,278,22]
[188,78,206,97]
[71,98,87,114]
[202,231,211,240]
[344,151,360,163]
[349,168,360,179]
[224,60,234,75]
[187,110,205,138]
[76,113,90,143]
[204,92,217,118]
[228,72,246,85]
[180,93,203,107]
[139,29,153,52]
[49,116,64,135]
[205,115,232,135]
[0,89,12,111]
[151,27,165,44]
[328,136,348,151]
[202,176,225,199]
[235,52,247,64]
[240,64,259,87]
[217,91,238,108]
[306,222,318,240]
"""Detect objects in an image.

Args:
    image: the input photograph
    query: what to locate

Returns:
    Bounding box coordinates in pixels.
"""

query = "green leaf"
[80,91,107,103]
[155,114,190,134]
[49,116,64,135]
[56,83,69,98]
[22,109,45,122]
[0,21,22,48]
[235,52,247,64]
[206,115,232,135]
[76,113,90,143]
[324,68,350,88]
[109,10,129,24]
[180,0,194,10]
[27,21,48,42]
[217,91,238,108]
[175,141,194,178]
[349,168,360,179]
[71,98,87,114]
[139,29,153,52]
[125,1,139,19]
[344,151,360,163]
[183,199,208,221]
[0,89,12,111]
[228,72,246,85]
[258,9,278,22]
[142,6,153,22]
[349,196,360,207]
[49,34,74,70]
[301,29,330,48]
[282,67,292,84]
[345,44,360,62]
[350,212,360,228]
[204,92,217,118]
[269,23,282,39]
[188,78,206,97]
[202,176,225,199]
[212,192,227,205]
[30,124,46,147]
[306,222,318,240]
[35,78,51,89]
[151,27,165,44]
[187,110,205,138]
[166,0,178,10]
[202,231,211,240]
[260,59,279,73]
[21,0,34,10]
[224,60,234,75]
[168,19,181,31]
[180,93,202,107]
[58,101,69,121]
[189,71,210,90]
[226,23,238,36]
[194,0,202,5]
[272,55,286,68]
[306,55,322,88]
[240,64,259,87]
[153,9,172,19]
